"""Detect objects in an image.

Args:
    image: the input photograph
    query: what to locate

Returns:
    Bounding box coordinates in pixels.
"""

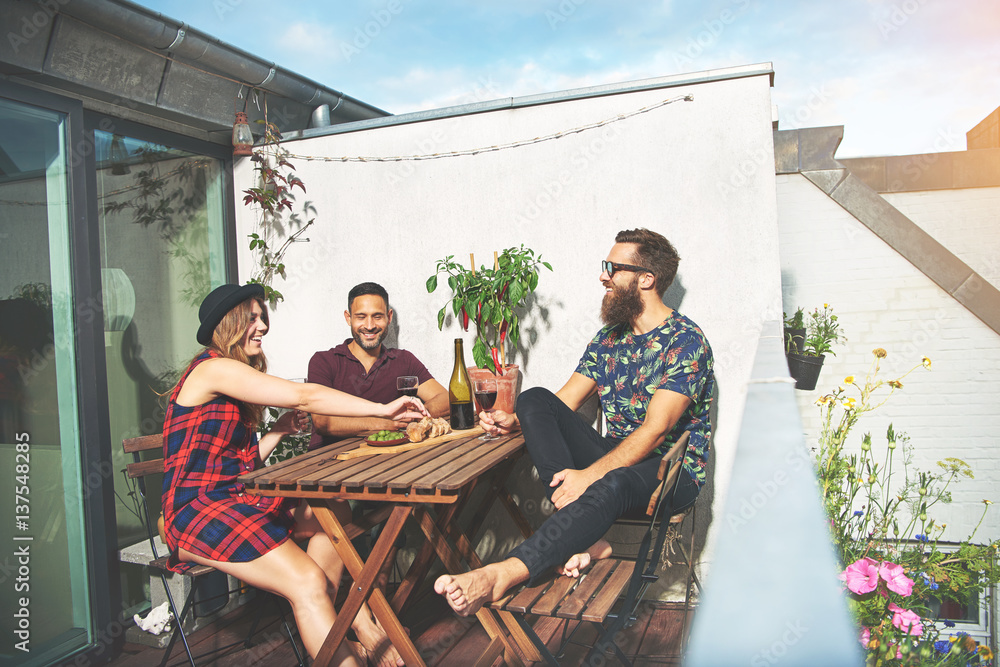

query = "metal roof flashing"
[285,62,776,142]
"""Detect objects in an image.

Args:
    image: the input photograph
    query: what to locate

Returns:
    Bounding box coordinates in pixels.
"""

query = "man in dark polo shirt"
[308,282,449,450]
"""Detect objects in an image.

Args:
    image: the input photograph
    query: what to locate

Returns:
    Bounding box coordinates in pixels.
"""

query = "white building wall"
[234,71,781,579]
[777,173,1000,541]
[882,187,1000,287]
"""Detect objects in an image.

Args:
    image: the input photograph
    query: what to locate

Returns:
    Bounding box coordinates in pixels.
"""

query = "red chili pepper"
[462,307,469,331]
[476,301,482,324]
[491,347,502,373]
[499,282,508,300]
[499,321,508,345]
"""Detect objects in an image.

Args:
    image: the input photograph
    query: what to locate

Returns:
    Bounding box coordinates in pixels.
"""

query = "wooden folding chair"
[122,434,306,667]
[489,431,698,666]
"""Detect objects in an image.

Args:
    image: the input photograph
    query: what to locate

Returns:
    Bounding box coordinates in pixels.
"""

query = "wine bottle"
[449,338,476,430]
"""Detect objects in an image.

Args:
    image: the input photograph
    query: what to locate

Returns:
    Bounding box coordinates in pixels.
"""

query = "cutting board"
[335,425,484,460]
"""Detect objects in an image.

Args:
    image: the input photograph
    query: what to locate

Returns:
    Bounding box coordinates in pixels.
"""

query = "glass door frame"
[2,79,239,665]
[1,80,119,666]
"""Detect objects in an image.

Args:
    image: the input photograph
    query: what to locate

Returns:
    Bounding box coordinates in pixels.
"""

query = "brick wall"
[882,187,1000,287]
[777,173,1000,541]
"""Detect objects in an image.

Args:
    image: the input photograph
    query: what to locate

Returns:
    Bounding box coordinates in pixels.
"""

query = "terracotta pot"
[468,364,521,416]
[786,353,825,391]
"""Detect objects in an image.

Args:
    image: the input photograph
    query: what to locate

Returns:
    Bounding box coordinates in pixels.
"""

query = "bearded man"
[307,282,449,450]
[435,228,715,616]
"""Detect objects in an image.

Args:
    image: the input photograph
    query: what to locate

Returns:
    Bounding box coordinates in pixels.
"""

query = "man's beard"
[601,276,644,326]
[352,326,386,351]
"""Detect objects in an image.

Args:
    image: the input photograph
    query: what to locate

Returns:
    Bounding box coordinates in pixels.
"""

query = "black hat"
[197,283,265,346]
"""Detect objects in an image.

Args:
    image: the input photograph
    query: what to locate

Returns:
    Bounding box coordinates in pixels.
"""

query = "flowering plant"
[804,303,846,357]
[815,349,999,665]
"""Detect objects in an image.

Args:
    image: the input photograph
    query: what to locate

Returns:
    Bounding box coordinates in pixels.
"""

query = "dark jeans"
[507,387,698,583]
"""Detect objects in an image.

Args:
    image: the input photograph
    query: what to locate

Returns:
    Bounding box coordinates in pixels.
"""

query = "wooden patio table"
[239,430,541,667]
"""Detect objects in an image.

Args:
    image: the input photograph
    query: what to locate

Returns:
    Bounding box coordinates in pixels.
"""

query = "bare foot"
[557,552,591,578]
[557,539,613,578]
[434,566,502,617]
[353,619,404,667]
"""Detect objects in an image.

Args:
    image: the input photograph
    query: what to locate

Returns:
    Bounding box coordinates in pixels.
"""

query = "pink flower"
[859,627,870,648]
[839,557,880,594]
[879,561,915,596]
[888,602,923,636]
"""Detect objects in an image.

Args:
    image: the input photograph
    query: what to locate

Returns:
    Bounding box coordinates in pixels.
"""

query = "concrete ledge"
[119,539,252,646]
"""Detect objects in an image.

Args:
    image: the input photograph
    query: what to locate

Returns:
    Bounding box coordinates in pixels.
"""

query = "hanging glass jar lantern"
[232,111,253,156]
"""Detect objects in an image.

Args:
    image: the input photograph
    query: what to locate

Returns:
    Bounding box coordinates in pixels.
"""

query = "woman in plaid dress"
[164,284,423,666]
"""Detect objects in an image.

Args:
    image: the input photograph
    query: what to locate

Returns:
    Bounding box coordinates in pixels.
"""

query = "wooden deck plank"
[104,589,691,667]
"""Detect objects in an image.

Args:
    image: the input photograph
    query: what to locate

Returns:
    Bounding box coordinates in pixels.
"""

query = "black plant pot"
[783,327,806,355]
[786,352,825,390]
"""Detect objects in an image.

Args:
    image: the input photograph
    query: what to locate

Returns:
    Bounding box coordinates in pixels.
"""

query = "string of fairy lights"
[282,94,694,163]
[1,92,693,207]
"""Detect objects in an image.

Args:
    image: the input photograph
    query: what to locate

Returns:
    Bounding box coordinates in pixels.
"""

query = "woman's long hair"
[175,296,269,425]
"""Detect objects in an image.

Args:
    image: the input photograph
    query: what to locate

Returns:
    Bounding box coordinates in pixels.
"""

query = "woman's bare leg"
[295,501,405,667]
[177,541,360,666]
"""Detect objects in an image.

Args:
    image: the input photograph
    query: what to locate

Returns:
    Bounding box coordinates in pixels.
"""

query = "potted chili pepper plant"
[427,245,552,413]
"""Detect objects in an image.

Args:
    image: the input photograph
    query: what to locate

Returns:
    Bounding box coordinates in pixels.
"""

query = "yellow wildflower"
[922,356,931,368]
[842,397,856,410]
[888,379,902,389]
[873,348,888,358]
[979,646,994,661]
[984,499,994,506]
[815,396,830,406]
[844,375,855,384]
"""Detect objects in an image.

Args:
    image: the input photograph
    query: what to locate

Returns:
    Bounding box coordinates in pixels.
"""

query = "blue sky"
[136,0,1000,158]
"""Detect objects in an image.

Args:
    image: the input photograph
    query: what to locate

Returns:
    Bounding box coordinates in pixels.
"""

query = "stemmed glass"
[474,378,499,441]
[397,376,419,397]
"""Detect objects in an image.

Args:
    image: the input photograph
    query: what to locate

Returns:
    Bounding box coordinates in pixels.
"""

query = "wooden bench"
[487,432,697,666]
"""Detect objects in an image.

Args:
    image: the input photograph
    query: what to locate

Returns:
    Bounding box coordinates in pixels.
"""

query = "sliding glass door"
[0,95,92,666]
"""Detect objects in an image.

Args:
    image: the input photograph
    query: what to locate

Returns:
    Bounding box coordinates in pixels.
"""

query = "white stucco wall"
[777,173,1000,541]
[234,69,782,578]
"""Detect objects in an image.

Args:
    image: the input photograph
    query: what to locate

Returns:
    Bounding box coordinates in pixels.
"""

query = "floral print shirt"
[575,311,715,486]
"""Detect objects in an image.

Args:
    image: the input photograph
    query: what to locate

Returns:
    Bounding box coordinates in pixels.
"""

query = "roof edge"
[286,62,775,142]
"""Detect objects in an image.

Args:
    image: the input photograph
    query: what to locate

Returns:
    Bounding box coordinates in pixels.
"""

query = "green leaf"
[448,274,457,290]
[452,299,461,317]
[542,261,552,271]
[509,281,525,305]
[528,270,539,291]
[437,308,446,330]
[472,336,493,372]
[426,274,438,293]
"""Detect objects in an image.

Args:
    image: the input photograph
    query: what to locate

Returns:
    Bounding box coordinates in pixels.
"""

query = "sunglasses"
[601,260,652,278]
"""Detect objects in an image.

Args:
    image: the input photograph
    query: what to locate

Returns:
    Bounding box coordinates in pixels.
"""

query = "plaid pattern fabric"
[162,351,296,573]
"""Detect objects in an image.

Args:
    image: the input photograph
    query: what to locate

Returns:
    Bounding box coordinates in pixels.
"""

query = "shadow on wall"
[663,275,687,312]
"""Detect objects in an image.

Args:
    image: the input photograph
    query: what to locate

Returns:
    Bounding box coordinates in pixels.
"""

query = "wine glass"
[474,378,499,441]
[397,376,419,397]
